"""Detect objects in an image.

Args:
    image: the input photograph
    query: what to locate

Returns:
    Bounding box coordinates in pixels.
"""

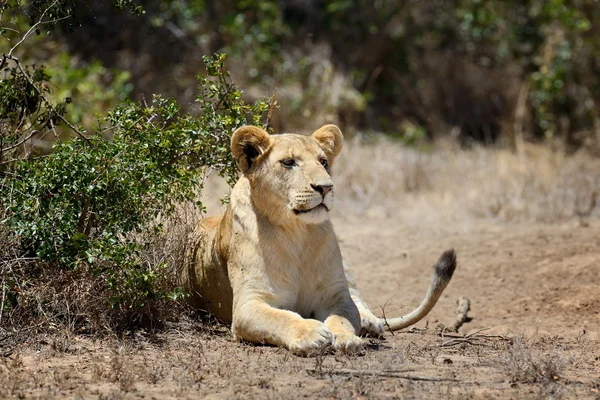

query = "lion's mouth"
[293,203,329,214]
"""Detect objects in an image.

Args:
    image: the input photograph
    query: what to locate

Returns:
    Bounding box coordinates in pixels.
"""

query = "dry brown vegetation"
[1,138,600,398]
[335,137,600,222]
[0,201,201,334]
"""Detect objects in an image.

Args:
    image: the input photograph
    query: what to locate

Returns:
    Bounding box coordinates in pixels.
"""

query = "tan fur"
[183,125,456,356]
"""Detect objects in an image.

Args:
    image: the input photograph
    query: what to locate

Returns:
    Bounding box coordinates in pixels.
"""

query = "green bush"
[0,54,271,329]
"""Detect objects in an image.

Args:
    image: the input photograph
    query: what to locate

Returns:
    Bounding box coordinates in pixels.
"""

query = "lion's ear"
[311,124,343,162]
[231,126,271,173]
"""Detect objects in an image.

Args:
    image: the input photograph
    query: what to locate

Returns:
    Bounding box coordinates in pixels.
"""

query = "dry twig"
[439,327,511,348]
[379,296,397,335]
[306,367,458,382]
[440,338,477,348]
[0,278,5,327]
[265,89,278,130]
[448,296,471,332]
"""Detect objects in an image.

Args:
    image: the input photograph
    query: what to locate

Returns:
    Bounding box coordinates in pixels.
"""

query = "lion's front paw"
[359,310,385,338]
[288,320,333,356]
[333,333,364,354]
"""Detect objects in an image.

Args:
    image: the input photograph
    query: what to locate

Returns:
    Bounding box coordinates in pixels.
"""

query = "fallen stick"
[440,338,476,347]
[306,368,458,382]
[465,327,489,337]
[448,296,471,332]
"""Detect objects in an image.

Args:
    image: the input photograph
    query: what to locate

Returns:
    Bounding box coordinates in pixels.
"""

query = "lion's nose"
[311,184,333,196]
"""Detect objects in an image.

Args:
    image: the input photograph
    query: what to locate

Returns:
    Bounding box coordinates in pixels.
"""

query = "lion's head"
[231,124,343,225]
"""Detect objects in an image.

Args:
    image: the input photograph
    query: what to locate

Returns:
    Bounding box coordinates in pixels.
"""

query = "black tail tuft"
[434,249,457,281]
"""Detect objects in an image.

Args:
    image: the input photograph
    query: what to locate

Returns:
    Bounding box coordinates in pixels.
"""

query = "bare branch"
[0,27,19,33]
[264,88,277,131]
[7,0,68,57]
[49,118,60,139]
[379,296,398,335]
[0,1,87,156]
[5,54,91,145]
[0,278,5,327]
[1,129,40,153]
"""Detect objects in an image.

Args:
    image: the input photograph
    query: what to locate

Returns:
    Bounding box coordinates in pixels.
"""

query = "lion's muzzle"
[291,185,334,217]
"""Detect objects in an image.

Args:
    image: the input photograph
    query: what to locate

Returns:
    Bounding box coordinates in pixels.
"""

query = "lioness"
[184,124,456,355]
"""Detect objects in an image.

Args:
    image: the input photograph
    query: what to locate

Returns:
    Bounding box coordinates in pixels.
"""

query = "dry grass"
[137,202,204,290]
[495,336,566,384]
[335,137,600,223]
[0,227,103,333]
[0,327,595,399]
[0,201,202,335]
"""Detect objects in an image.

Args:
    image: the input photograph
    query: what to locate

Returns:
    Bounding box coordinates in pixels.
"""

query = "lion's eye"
[280,158,296,168]
[320,158,328,168]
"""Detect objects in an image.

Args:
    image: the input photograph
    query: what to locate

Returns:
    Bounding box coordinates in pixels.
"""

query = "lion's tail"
[382,249,457,332]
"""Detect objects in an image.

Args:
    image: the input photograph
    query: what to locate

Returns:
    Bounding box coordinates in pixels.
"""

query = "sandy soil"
[2,207,599,399]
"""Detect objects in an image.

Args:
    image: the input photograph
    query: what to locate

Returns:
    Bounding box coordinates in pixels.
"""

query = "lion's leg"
[232,299,333,356]
[321,298,364,353]
[343,260,385,337]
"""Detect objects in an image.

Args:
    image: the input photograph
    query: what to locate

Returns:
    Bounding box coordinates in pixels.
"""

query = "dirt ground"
[2,141,600,399]
[2,207,599,399]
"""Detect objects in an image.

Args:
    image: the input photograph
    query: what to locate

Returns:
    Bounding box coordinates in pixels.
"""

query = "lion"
[183,124,456,355]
